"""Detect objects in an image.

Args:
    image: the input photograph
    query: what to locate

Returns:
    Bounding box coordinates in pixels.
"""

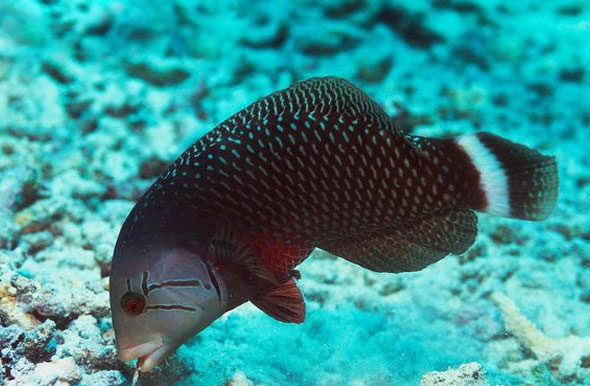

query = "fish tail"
[453,132,558,220]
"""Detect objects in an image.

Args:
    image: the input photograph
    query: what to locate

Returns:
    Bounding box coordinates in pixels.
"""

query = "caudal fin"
[454,132,558,220]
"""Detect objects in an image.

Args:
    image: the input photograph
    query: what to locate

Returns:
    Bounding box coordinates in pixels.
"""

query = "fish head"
[109,241,226,372]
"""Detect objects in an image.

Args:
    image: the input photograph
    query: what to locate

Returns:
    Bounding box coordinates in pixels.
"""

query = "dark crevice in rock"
[374,5,444,48]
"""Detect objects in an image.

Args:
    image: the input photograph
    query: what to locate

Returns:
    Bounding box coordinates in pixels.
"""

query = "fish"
[109,76,558,372]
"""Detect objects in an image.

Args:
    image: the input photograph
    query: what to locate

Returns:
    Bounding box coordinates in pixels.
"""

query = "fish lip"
[117,336,177,372]
[117,338,164,363]
[136,344,177,372]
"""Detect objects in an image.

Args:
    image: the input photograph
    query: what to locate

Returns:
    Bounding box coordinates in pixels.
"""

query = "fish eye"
[121,291,147,315]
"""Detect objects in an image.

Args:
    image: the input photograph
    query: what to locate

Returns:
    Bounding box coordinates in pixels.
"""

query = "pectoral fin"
[251,277,305,324]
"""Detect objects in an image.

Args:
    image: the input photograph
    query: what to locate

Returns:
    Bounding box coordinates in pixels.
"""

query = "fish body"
[109,77,558,372]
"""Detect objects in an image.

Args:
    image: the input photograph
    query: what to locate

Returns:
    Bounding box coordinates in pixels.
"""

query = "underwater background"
[0,0,589,385]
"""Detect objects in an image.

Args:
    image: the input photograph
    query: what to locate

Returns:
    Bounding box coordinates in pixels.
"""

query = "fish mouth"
[117,337,174,372]
[136,344,176,372]
[118,338,163,361]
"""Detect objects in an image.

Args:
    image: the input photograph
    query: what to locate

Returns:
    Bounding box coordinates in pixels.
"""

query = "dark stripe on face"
[125,277,132,292]
[148,279,202,292]
[146,304,198,312]
[141,271,150,296]
[204,262,222,301]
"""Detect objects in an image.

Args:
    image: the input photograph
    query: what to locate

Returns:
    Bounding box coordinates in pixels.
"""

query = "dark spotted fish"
[109,77,558,372]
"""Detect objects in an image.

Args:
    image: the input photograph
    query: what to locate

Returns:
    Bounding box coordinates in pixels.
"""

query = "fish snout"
[117,336,180,372]
[117,337,163,362]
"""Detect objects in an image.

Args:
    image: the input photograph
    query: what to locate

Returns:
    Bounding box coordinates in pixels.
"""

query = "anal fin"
[317,207,478,273]
[251,277,306,324]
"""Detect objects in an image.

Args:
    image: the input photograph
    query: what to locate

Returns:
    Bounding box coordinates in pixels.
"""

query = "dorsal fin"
[251,277,305,324]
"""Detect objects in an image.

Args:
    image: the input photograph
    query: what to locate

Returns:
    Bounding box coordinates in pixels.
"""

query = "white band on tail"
[455,134,510,216]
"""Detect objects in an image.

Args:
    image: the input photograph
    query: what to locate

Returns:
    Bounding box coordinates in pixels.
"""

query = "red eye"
[121,292,146,315]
